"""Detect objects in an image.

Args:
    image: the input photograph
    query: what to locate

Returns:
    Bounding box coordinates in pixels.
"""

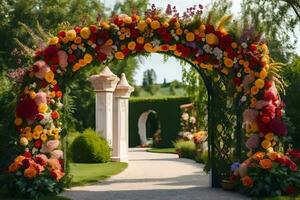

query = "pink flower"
[33,60,50,79]
[34,92,47,105]
[255,100,271,110]
[242,75,255,90]
[58,50,68,71]
[51,150,63,159]
[41,140,60,153]
[243,109,258,123]
[238,159,251,177]
[262,104,276,119]
[99,44,113,56]
[246,134,259,149]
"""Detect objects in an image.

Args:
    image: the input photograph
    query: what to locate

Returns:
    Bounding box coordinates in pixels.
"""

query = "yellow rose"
[24,131,32,141]
[261,139,272,149]
[255,78,265,89]
[53,128,61,135]
[150,20,160,30]
[119,34,125,40]
[105,39,113,45]
[265,132,274,140]
[38,103,48,113]
[83,53,93,64]
[176,28,183,35]
[137,20,147,32]
[123,16,132,24]
[144,43,153,52]
[115,51,125,60]
[34,125,43,134]
[45,71,54,83]
[137,37,144,44]
[128,41,136,50]
[19,137,28,146]
[29,91,36,99]
[80,27,91,39]
[162,22,169,28]
[40,133,48,142]
[48,37,59,45]
[186,32,195,42]
[14,118,23,126]
[66,29,77,41]
[224,57,233,68]
[259,69,267,79]
[206,33,219,45]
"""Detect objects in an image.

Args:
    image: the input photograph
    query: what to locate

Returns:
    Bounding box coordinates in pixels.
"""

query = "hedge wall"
[129,96,191,147]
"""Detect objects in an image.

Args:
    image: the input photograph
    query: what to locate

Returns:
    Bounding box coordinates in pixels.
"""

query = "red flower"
[50,65,58,73]
[34,156,46,166]
[97,30,109,43]
[40,80,48,88]
[89,25,97,33]
[222,35,233,47]
[97,53,107,62]
[205,24,215,34]
[130,28,139,39]
[176,44,185,52]
[68,54,76,63]
[264,81,272,89]
[269,118,287,136]
[285,185,296,195]
[51,111,60,119]
[181,47,190,58]
[37,114,44,121]
[233,77,242,86]
[275,108,283,118]
[74,26,81,33]
[263,91,275,101]
[24,151,32,158]
[22,159,30,169]
[58,31,66,37]
[43,46,59,64]
[16,96,38,121]
[135,44,144,52]
[114,16,124,27]
[34,140,42,148]
[122,48,130,56]
[249,44,257,52]
[53,84,60,92]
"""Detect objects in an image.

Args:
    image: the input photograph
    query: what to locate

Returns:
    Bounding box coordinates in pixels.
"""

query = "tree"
[113,0,149,16]
[142,69,157,87]
[241,0,299,62]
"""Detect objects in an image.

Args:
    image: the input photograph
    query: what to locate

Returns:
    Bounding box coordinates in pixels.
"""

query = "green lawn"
[146,148,177,154]
[70,162,128,186]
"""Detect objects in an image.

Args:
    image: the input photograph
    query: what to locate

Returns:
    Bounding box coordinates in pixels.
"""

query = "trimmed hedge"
[129,96,190,147]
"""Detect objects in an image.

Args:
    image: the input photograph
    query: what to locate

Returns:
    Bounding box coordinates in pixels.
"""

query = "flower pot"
[221,179,236,191]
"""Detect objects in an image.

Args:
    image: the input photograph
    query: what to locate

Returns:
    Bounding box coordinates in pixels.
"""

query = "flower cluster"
[8,4,297,197]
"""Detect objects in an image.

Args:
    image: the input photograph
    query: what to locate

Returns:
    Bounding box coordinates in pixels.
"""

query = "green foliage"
[129,96,190,147]
[71,129,110,163]
[195,151,209,164]
[173,140,196,159]
[113,0,149,16]
[146,148,176,154]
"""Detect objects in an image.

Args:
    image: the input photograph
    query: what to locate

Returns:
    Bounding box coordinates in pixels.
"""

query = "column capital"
[114,73,134,98]
[89,66,120,92]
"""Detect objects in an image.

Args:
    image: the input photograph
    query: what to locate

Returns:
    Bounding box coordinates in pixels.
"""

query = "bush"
[195,151,208,164]
[71,129,110,163]
[173,140,196,159]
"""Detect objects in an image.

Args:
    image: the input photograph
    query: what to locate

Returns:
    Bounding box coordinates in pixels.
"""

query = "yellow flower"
[259,69,267,79]
[32,131,40,140]
[123,16,132,24]
[138,20,147,32]
[45,71,54,83]
[265,133,274,141]
[221,68,229,75]
[115,51,125,60]
[83,53,93,64]
[80,27,91,39]
[40,133,48,142]
[48,37,59,45]
[261,139,272,149]
[206,33,219,45]
[186,32,195,42]
[105,39,113,45]
[53,128,61,135]
[162,22,169,28]
[137,37,144,44]
[169,45,176,51]
[144,43,153,52]
[72,63,80,72]
[254,78,265,89]
[34,125,43,134]
[128,41,136,50]
[176,28,183,35]
[150,20,160,30]
[231,42,238,49]
[15,118,23,126]
[20,137,28,146]
[224,57,233,68]
[54,134,60,140]
[66,29,77,41]
[101,21,110,29]
[250,86,259,95]
[38,103,48,113]
[24,131,32,141]
[119,34,125,40]
[29,91,36,99]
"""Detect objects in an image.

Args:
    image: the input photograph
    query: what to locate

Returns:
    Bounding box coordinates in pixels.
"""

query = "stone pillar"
[112,73,134,162]
[89,67,119,147]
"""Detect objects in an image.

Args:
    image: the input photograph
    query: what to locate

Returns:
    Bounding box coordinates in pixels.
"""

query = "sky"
[102,0,300,85]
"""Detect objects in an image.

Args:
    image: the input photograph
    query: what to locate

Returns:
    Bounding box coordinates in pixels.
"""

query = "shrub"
[195,151,208,164]
[71,129,110,163]
[173,140,196,159]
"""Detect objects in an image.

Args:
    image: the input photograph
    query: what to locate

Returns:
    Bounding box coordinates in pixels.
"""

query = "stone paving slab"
[62,148,249,200]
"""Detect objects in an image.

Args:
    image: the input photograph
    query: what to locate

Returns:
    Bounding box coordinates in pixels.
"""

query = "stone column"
[89,67,119,147]
[112,73,134,162]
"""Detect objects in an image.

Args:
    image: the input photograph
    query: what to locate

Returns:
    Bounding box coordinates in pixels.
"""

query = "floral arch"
[7,4,300,198]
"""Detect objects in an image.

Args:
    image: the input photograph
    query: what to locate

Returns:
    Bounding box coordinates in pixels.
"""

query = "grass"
[146,148,177,154]
[70,162,128,186]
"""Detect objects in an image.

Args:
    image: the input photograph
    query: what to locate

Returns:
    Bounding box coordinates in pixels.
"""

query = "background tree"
[142,69,159,95]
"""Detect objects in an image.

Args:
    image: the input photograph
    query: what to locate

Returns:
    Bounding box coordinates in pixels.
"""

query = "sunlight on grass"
[146,148,177,154]
[70,162,128,186]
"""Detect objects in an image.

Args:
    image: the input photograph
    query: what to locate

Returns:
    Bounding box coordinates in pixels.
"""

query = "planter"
[221,179,236,191]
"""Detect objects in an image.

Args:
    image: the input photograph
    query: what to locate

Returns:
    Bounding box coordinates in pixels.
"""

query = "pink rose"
[33,60,50,79]
[51,150,63,159]
[246,134,259,149]
[243,109,258,123]
[58,50,68,71]
[255,100,271,110]
[242,75,255,90]
[41,140,60,153]
[34,92,47,105]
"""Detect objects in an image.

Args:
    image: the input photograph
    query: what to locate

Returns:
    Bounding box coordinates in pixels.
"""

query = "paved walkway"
[62,148,249,200]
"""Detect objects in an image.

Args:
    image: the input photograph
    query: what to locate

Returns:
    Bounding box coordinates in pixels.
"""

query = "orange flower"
[242,176,253,188]
[253,152,265,160]
[14,118,23,126]
[150,20,160,30]
[224,57,233,68]
[268,152,278,160]
[128,41,136,50]
[24,166,37,179]
[186,32,195,42]
[259,158,272,169]
[8,163,21,173]
[261,139,271,149]
[250,86,259,95]
[115,51,125,60]
[205,33,219,45]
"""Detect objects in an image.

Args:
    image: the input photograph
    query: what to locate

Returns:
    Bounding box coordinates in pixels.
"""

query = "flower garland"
[7,4,298,197]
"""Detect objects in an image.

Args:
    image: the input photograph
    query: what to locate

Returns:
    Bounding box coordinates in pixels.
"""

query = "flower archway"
[7,4,299,198]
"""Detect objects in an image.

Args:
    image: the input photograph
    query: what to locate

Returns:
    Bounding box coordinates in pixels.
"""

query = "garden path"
[62,148,249,200]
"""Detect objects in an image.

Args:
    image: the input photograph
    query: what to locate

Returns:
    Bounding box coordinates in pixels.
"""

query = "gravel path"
[62,148,249,200]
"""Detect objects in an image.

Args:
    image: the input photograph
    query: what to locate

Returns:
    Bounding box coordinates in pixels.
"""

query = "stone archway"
[137,110,160,146]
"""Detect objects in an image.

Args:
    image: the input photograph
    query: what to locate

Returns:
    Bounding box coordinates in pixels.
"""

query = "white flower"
[203,44,212,53]
[241,42,247,48]
[182,113,189,121]
[190,116,196,124]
